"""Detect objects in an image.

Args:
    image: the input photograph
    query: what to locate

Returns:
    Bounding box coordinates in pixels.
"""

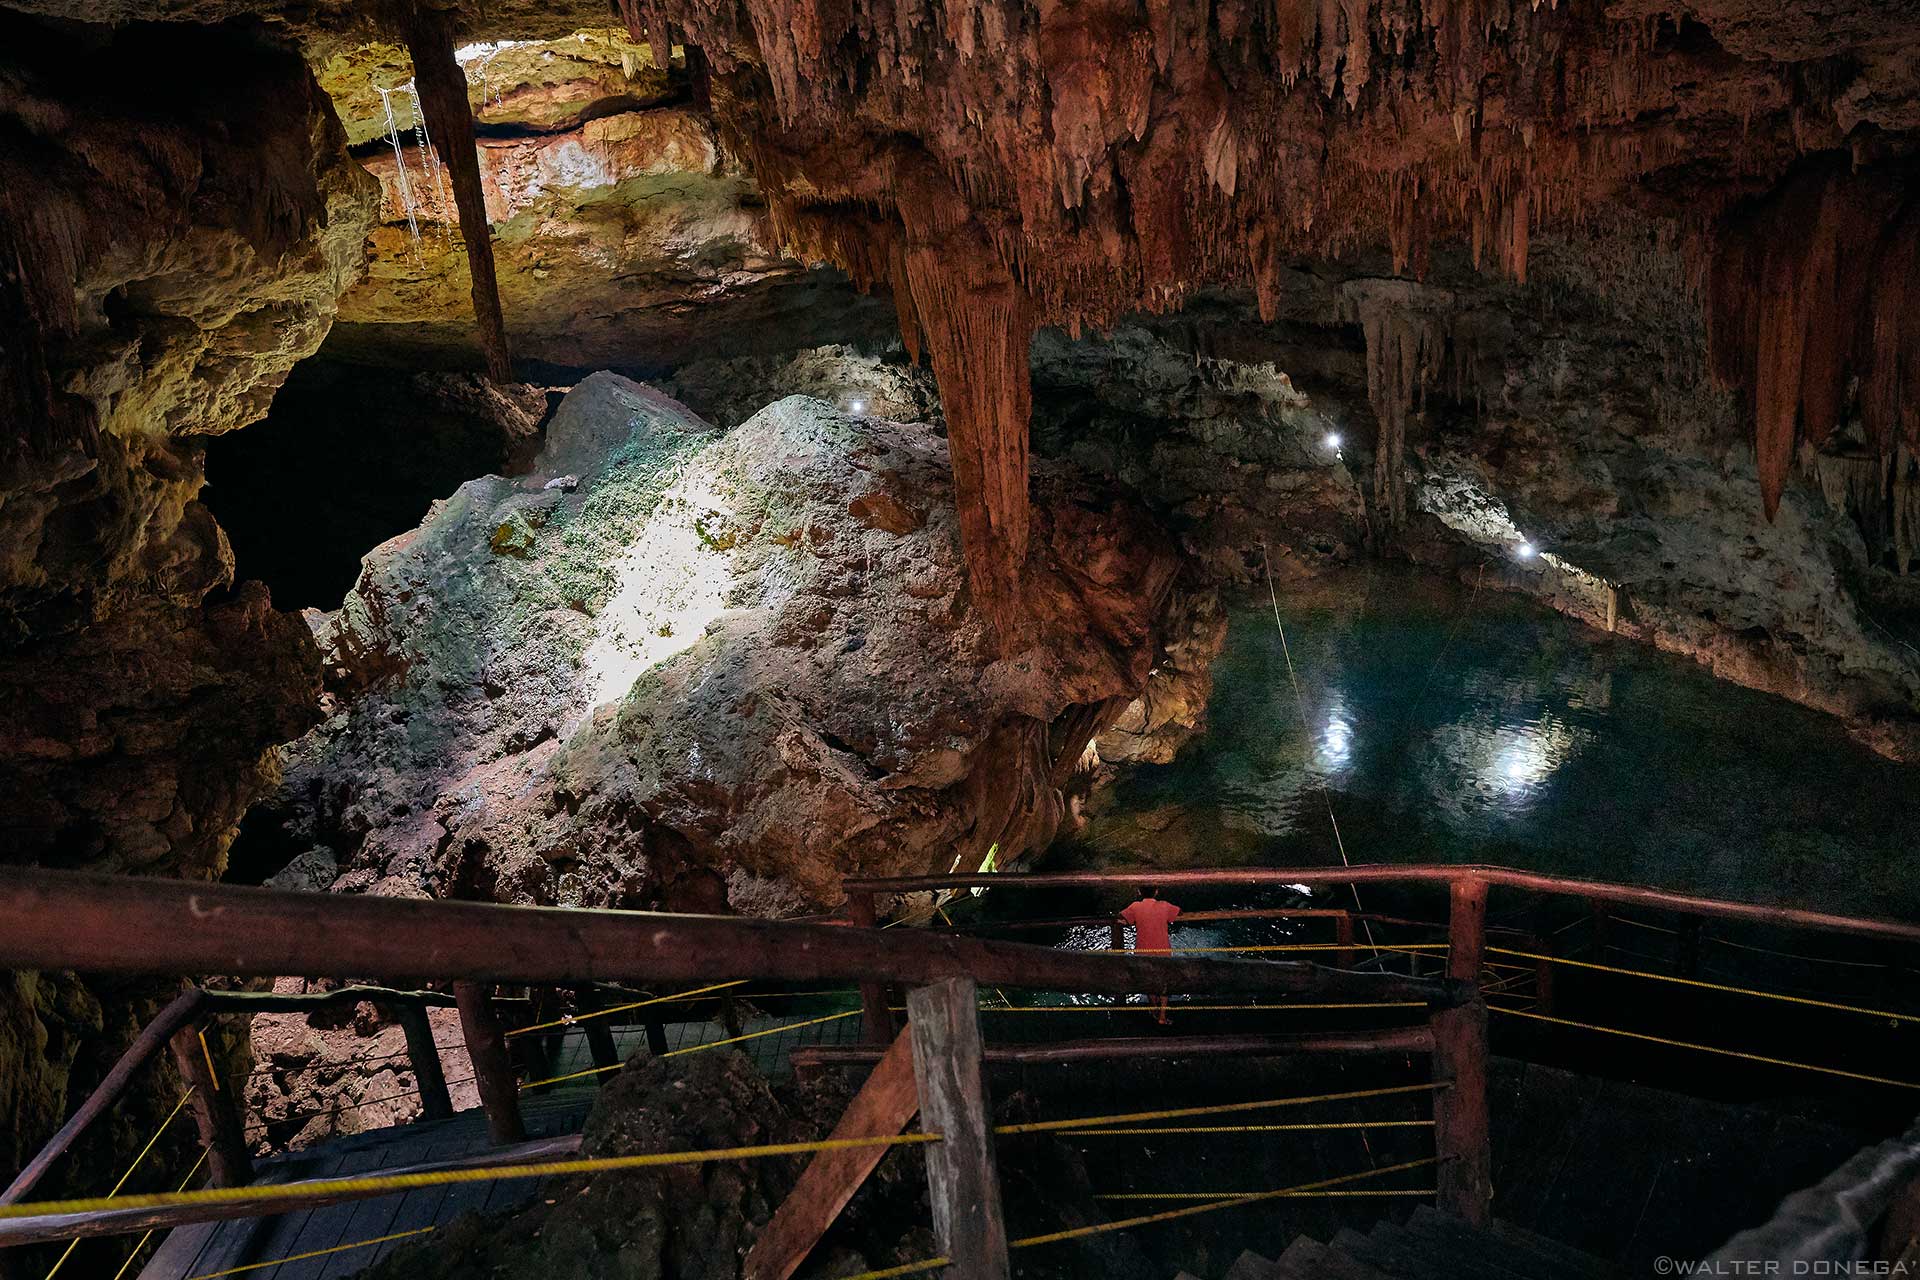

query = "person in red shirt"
[1121,886,1182,1025]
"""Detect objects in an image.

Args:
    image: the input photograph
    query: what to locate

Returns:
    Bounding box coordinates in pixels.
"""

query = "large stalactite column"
[404,5,513,382]
[900,239,1035,651]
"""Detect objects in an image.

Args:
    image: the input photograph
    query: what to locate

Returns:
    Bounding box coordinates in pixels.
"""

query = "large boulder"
[260,374,1179,911]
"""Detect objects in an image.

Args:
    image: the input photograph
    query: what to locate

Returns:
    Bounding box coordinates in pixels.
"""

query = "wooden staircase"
[1216,1206,1621,1280]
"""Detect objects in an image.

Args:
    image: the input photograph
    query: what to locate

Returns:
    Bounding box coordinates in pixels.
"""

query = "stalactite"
[639,0,1892,569]
[1707,158,1920,520]
[1359,300,1441,533]
[900,231,1035,650]
[403,5,513,384]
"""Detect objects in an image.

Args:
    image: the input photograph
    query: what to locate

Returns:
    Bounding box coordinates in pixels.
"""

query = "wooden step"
[1274,1235,1398,1280]
[1222,1249,1284,1280]
[1399,1207,1599,1280]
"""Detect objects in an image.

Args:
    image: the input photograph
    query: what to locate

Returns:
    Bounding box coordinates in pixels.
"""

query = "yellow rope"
[1490,1007,1920,1088]
[1098,1187,1437,1201]
[198,1030,221,1093]
[1,1132,944,1221]
[1487,946,1920,1023]
[44,1089,197,1279]
[663,1010,861,1058]
[993,1082,1445,1136]
[836,1156,1445,1280]
[109,1149,208,1280]
[1069,1120,1435,1136]
[841,1258,950,1279]
[516,1010,863,1090]
[185,1226,436,1280]
[505,980,747,1038]
[1010,1157,1442,1248]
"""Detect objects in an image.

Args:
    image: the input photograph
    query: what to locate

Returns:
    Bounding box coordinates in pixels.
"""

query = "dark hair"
[1140,884,1158,898]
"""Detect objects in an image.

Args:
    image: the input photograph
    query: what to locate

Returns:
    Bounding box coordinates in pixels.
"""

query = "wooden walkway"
[135,1009,867,1280]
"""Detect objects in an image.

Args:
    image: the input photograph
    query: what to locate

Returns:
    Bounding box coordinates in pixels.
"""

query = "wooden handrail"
[844,864,1920,946]
[0,869,1459,1005]
[791,1025,1437,1071]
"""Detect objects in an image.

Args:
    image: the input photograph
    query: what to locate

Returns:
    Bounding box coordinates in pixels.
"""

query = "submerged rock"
[258,373,1179,911]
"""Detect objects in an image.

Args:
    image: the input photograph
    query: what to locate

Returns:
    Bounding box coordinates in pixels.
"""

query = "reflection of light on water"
[1316,695,1356,777]
[1426,713,1583,819]
[1322,716,1352,766]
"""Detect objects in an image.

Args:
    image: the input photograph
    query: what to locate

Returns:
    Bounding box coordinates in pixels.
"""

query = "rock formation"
[250,374,1179,912]
[313,26,897,372]
[0,14,372,1211]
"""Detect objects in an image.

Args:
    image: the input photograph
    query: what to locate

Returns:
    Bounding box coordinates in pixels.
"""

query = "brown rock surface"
[0,14,369,1226]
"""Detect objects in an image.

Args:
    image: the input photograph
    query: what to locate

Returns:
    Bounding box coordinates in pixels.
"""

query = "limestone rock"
[261,374,1178,911]
[0,16,371,1221]
[316,30,675,148]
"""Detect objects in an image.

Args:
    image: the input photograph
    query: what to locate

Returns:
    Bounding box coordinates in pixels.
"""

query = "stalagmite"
[403,6,513,383]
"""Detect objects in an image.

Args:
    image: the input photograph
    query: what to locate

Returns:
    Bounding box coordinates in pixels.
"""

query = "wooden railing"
[0,866,1461,1269]
[841,862,1920,946]
[4,860,1915,1278]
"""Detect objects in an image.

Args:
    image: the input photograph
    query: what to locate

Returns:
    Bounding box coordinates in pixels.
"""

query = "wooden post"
[1108,917,1125,952]
[167,1021,252,1188]
[395,1001,453,1121]
[1532,937,1557,1015]
[402,8,513,382]
[1434,876,1492,1225]
[847,891,897,1044]
[745,1028,921,1280]
[1334,911,1358,969]
[453,981,525,1144]
[577,988,621,1077]
[644,1017,669,1056]
[907,978,1008,1280]
[721,992,744,1040]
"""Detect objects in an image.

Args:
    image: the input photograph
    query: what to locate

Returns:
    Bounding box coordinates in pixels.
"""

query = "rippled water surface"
[1070,567,1920,920]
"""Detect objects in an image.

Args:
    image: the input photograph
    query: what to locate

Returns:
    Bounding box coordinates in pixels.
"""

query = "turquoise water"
[1067,567,1920,922]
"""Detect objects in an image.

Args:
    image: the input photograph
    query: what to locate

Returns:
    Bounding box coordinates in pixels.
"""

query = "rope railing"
[43,1088,199,1280]
[1488,1007,1920,1089]
[834,1157,1449,1280]
[0,1133,946,1223]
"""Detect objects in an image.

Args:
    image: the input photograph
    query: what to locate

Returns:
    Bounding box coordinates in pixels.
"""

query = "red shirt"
[1122,898,1181,953]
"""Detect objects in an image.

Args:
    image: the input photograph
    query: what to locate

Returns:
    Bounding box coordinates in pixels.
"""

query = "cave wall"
[0,12,374,1224]
[308,25,899,374]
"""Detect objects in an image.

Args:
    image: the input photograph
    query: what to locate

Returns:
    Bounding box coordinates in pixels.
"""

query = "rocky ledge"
[247,373,1182,912]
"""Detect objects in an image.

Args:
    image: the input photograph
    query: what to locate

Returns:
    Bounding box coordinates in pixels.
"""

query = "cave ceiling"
[5,0,1919,637]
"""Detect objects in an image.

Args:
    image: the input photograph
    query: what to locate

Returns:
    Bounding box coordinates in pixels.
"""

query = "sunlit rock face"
[313,27,896,371]
[253,374,1178,911]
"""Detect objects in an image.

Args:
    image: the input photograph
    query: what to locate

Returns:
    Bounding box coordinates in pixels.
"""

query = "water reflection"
[1071,567,1920,918]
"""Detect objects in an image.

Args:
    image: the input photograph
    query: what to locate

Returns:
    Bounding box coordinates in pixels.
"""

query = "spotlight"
[1516,541,1537,560]
[849,398,867,415]
[1324,432,1342,449]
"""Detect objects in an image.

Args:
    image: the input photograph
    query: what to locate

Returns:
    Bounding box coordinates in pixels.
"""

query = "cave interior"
[3,0,1920,1275]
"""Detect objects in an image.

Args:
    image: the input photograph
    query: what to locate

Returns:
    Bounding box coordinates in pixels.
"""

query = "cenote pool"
[1064,567,1920,922]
